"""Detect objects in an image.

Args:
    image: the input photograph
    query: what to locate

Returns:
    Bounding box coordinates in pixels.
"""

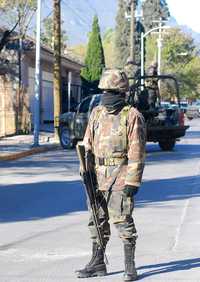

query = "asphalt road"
[0,118,200,282]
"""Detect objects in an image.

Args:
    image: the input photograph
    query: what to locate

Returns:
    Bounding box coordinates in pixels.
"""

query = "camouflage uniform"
[145,63,161,108]
[77,69,146,280]
[83,86,146,245]
[124,58,140,87]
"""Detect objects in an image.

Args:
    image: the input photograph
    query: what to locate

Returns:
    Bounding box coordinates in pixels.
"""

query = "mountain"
[168,17,200,45]
[60,0,117,46]
[180,25,200,45]
[45,1,200,47]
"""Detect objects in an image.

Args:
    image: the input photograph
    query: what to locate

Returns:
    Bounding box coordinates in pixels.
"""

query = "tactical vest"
[92,105,131,163]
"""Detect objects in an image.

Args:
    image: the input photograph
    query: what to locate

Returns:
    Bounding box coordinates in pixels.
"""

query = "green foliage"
[146,28,200,100]
[102,28,116,68]
[142,0,170,32]
[162,29,200,99]
[0,0,37,37]
[115,0,142,69]
[81,15,105,93]
[115,0,130,68]
[40,16,68,52]
[145,34,157,67]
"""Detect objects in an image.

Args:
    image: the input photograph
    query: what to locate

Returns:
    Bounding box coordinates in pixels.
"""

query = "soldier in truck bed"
[76,69,146,281]
[145,62,161,109]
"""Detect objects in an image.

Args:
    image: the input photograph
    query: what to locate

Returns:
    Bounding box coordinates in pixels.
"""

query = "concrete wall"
[0,77,16,137]
[0,46,83,136]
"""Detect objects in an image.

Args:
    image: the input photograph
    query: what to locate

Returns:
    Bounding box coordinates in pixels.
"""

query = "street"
[0,119,200,282]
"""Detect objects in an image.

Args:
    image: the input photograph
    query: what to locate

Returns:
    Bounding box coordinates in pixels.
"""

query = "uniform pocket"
[121,194,134,216]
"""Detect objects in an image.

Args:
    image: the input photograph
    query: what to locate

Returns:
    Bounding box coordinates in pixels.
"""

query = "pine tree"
[81,15,105,94]
[115,0,130,68]
[142,0,170,32]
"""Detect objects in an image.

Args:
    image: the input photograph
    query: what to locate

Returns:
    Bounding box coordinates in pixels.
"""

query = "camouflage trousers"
[87,190,137,245]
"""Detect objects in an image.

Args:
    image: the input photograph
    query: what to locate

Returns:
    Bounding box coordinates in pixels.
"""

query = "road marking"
[171,198,189,251]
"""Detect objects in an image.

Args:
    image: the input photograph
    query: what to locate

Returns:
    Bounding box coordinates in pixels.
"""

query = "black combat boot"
[123,243,138,281]
[76,242,107,278]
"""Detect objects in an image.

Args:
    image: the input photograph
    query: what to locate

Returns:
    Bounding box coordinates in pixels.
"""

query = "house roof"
[0,28,84,71]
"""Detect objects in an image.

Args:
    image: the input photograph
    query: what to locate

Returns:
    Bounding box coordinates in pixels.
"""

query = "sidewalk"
[0,132,61,161]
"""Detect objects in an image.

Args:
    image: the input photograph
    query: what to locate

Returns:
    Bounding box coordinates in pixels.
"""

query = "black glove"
[123,185,139,197]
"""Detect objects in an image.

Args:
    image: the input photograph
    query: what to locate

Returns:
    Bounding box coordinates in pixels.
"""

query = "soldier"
[124,57,140,87]
[76,69,146,281]
[145,62,161,109]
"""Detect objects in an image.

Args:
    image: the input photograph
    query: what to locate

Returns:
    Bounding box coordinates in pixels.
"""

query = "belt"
[96,157,127,166]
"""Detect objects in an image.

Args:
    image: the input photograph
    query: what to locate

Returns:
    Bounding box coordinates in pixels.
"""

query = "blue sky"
[166,0,200,33]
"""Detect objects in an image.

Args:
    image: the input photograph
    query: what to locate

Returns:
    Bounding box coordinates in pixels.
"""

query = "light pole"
[140,25,169,89]
[33,0,41,146]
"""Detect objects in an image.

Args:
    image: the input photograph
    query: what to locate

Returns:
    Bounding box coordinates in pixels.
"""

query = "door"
[41,80,54,122]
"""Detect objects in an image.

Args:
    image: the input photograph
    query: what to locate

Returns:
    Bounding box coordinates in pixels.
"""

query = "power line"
[61,0,92,28]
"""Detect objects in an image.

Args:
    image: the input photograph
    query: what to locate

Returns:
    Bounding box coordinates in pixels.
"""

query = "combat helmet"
[98,69,129,92]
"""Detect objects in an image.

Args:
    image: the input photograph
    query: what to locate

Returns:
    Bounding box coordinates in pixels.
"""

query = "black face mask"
[101,92,126,113]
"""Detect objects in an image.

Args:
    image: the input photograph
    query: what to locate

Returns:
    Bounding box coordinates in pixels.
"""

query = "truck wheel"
[59,126,75,149]
[159,139,176,151]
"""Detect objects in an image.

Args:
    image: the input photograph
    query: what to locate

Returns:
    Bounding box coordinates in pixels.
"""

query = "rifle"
[76,142,108,264]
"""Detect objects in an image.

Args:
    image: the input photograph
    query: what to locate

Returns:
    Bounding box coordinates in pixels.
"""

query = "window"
[78,97,92,113]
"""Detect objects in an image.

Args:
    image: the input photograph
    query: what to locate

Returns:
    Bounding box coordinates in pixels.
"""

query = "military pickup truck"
[58,75,189,151]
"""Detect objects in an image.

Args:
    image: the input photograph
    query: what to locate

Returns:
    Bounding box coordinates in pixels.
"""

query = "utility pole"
[53,0,61,142]
[33,0,41,146]
[157,18,163,77]
[17,7,23,134]
[130,0,136,61]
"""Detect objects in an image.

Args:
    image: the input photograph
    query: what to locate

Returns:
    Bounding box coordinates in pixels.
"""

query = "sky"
[166,0,200,33]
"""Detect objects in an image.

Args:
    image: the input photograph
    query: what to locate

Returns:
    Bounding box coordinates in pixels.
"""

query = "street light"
[140,25,170,89]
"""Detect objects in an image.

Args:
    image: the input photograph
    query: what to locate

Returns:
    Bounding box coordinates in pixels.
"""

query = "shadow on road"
[184,130,200,139]
[138,257,200,279]
[0,174,200,223]
[0,180,87,223]
[136,175,200,208]
[146,144,200,164]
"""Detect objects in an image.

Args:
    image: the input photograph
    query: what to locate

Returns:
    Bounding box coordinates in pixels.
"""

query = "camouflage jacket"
[83,105,146,191]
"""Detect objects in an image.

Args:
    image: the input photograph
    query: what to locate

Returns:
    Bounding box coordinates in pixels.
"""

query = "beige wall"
[0,77,16,137]
[0,47,82,136]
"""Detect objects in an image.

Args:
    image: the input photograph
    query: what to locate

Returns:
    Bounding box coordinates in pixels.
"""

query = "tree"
[0,0,36,38]
[162,28,200,99]
[115,0,130,67]
[81,15,105,94]
[0,0,36,51]
[0,0,37,133]
[146,28,200,100]
[103,28,116,68]
[41,16,68,52]
[142,0,170,32]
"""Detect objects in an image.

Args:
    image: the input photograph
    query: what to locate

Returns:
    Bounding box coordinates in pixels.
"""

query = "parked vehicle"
[58,75,189,151]
[186,101,200,120]
[180,101,188,113]
[132,75,189,151]
[59,95,101,149]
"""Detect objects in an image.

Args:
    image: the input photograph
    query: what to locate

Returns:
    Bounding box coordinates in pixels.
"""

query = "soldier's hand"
[123,185,139,197]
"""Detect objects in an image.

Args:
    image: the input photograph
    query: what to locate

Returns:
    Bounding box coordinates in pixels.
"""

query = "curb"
[0,144,61,162]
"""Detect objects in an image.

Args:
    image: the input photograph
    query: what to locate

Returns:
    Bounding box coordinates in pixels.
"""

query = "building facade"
[0,35,83,137]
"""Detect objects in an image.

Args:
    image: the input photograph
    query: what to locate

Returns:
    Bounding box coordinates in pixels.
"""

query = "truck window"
[78,97,92,113]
